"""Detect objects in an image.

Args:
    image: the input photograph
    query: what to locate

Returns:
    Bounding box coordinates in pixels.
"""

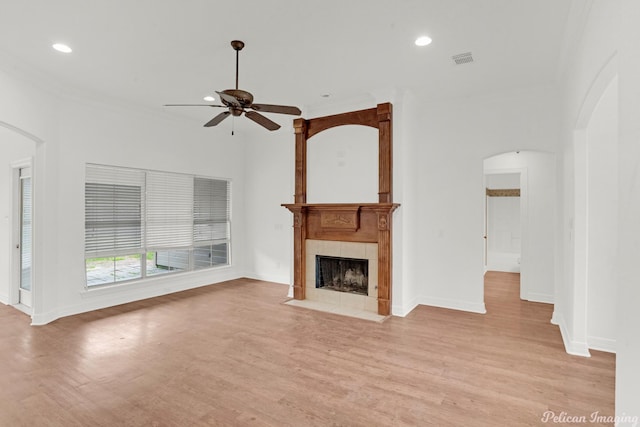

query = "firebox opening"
[315,255,369,296]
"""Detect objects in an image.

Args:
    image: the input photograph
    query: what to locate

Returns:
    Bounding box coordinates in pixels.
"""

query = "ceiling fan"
[164,40,301,131]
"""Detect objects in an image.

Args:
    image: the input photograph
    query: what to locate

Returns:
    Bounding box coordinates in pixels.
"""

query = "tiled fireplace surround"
[306,240,379,313]
[283,103,399,316]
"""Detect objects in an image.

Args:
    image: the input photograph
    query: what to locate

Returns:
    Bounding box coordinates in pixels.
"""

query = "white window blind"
[85,166,144,257]
[146,171,193,249]
[194,177,230,244]
[85,164,231,287]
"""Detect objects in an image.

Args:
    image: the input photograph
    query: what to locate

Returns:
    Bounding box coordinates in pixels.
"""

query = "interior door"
[18,167,32,307]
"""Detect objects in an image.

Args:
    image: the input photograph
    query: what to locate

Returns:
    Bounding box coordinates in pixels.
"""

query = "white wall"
[0,65,60,321]
[555,0,621,357]
[242,126,295,285]
[586,77,618,352]
[45,99,247,324]
[402,87,560,314]
[306,125,378,203]
[0,65,248,324]
[557,0,640,418]
[616,0,640,418]
[257,87,562,316]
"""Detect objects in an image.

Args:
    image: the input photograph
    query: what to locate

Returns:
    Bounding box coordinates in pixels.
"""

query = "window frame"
[84,164,231,288]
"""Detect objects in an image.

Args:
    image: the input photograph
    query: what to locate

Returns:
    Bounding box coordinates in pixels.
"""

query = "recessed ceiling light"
[415,36,432,47]
[52,43,72,53]
[203,96,215,102]
[321,94,331,98]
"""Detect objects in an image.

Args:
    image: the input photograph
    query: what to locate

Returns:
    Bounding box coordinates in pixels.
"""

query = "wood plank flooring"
[0,272,615,426]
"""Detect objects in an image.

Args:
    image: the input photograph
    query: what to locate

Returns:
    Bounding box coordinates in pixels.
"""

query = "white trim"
[551,311,591,357]
[1,121,45,145]
[574,51,618,130]
[243,272,289,286]
[420,296,487,314]
[483,166,529,301]
[10,158,34,314]
[527,293,555,304]
[588,336,616,354]
[392,297,419,317]
[32,269,243,325]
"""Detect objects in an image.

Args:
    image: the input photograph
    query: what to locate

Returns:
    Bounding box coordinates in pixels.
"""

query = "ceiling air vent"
[452,52,473,65]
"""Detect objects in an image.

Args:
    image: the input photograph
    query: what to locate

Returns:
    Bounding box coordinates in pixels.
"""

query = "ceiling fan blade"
[251,104,301,115]
[164,104,226,107]
[204,111,231,127]
[215,91,242,107]
[245,111,281,131]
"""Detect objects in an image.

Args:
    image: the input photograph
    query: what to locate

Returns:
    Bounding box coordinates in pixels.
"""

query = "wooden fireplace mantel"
[282,103,399,315]
[281,203,399,242]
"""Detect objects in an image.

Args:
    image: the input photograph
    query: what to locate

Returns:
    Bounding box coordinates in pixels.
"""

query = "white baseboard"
[0,293,8,305]
[420,296,487,314]
[392,297,419,317]
[486,265,521,273]
[31,268,243,325]
[588,336,616,353]
[551,311,591,357]
[527,292,554,304]
[243,272,289,285]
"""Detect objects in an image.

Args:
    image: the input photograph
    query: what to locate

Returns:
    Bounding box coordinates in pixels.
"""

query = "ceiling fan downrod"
[230,40,245,91]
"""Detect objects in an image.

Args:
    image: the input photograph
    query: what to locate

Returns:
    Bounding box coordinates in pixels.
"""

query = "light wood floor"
[0,272,615,426]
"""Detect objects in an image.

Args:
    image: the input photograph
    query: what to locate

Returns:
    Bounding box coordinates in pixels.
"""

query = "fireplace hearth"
[316,255,368,295]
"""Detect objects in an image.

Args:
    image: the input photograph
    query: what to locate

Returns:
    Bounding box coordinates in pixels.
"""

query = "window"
[85,164,230,287]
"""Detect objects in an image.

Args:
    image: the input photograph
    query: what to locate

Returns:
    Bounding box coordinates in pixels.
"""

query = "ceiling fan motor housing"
[221,89,254,107]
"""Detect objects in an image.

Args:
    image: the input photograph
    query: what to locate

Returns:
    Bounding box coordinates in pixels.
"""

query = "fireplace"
[305,240,379,312]
[316,255,369,295]
[282,103,399,316]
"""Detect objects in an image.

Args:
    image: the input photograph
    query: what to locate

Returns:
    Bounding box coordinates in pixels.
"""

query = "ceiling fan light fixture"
[415,36,432,47]
[52,43,72,53]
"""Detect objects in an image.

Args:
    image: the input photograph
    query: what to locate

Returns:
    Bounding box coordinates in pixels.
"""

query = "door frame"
[11,157,34,314]
[483,167,528,300]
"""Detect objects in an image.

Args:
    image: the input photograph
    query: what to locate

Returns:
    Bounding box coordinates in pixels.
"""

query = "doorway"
[483,151,556,306]
[1,123,38,315]
[17,166,33,309]
[484,173,522,274]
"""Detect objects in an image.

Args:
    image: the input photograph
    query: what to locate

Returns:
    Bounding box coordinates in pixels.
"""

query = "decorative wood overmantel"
[282,103,399,316]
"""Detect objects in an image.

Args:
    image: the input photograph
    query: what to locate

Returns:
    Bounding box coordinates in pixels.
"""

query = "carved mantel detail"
[282,102,399,316]
[377,213,389,231]
[320,207,360,231]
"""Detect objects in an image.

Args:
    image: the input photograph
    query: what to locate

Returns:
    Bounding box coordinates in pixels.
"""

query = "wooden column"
[293,118,307,204]
[375,208,392,315]
[289,205,306,300]
[377,103,393,204]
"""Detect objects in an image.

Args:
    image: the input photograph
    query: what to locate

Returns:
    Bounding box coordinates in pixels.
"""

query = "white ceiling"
[0,0,574,128]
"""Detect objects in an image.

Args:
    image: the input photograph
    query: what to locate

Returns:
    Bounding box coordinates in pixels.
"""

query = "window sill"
[80,264,233,299]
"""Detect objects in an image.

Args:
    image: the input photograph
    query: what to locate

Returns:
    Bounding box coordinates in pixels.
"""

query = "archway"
[483,150,556,307]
